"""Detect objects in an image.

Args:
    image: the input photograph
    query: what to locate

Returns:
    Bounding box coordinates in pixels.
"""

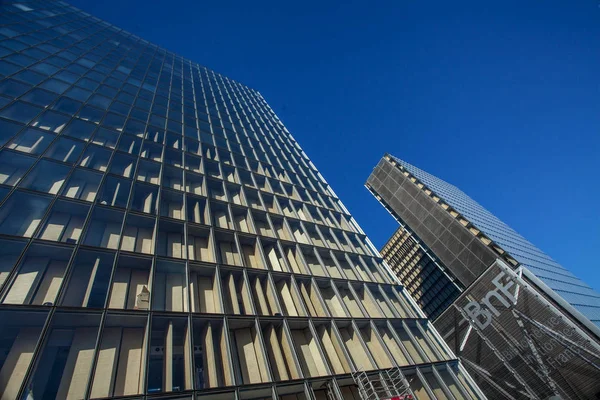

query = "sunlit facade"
[0,2,484,399]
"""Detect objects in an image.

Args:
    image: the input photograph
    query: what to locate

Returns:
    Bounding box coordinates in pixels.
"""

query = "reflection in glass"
[2,242,73,306]
[0,309,48,399]
[25,311,101,399]
[0,238,27,291]
[147,317,192,393]
[61,249,115,308]
[0,191,51,237]
[38,200,89,244]
[90,313,148,397]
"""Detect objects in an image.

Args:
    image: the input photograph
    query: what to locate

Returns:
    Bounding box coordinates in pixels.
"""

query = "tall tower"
[0,2,483,399]
[367,154,600,399]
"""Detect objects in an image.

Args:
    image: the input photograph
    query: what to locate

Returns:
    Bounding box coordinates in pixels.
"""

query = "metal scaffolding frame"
[351,367,414,400]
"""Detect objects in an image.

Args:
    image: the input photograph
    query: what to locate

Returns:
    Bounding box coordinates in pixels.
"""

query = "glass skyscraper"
[367,154,600,399]
[390,156,600,328]
[0,2,484,399]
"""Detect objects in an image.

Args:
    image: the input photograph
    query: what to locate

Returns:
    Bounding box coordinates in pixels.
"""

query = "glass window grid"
[0,2,474,399]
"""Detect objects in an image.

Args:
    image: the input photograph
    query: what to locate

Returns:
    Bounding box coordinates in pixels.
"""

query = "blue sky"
[69,0,600,292]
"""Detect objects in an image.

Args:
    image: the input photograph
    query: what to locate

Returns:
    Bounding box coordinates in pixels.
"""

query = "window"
[152,260,187,312]
[193,318,233,389]
[21,159,71,194]
[61,169,102,201]
[288,320,329,377]
[0,238,27,291]
[0,118,24,146]
[92,127,119,149]
[24,311,102,399]
[37,200,90,244]
[2,242,73,306]
[228,319,269,385]
[157,220,185,259]
[79,145,112,171]
[89,313,148,397]
[62,118,96,141]
[7,127,55,154]
[160,189,184,220]
[120,214,155,254]
[0,191,51,237]
[109,152,136,178]
[97,176,131,208]
[0,150,35,186]
[147,317,192,393]
[136,159,160,184]
[162,166,182,191]
[45,136,84,163]
[0,309,48,399]
[130,182,158,214]
[61,249,115,308]
[30,109,70,133]
[0,101,43,124]
[104,253,153,312]
[117,134,141,155]
[83,207,125,249]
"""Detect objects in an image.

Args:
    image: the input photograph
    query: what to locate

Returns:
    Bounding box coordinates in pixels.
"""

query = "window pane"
[30,109,70,133]
[7,127,55,155]
[0,118,24,146]
[107,255,152,310]
[108,152,136,178]
[97,176,131,208]
[0,101,43,124]
[45,136,84,164]
[62,118,96,142]
[2,242,73,305]
[0,150,35,186]
[21,159,71,194]
[120,214,155,254]
[92,127,119,149]
[24,311,101,399]
[130,182,158,215]
[0,309,48,399]
[61,249,115,308]
[148,317,192,393]
[152,260,187,312]
[89,313,148,397]
[37,200,90,244]
[0,191,51,237]
[79,145,112,171]
[82,207,125,249]
[61,169,102,202]
[0,238,27,291]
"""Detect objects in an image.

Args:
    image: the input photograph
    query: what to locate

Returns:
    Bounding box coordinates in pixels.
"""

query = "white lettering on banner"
[463,271,519,330]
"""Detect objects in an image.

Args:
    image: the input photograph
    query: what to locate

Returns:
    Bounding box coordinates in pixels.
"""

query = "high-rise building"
[367,154,600,399]
[0,2,485,399]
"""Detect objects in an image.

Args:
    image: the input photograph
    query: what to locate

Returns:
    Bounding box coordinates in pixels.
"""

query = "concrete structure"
[0,3,483,399]
[366,154,600,399]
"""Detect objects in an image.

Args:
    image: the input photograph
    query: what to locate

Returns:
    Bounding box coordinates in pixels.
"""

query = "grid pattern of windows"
[381,228,461,319]
[0,2,484,399]
[391,155,600,327]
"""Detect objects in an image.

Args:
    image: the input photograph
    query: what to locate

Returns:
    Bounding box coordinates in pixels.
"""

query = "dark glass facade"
[390,156,600,328]
[367,154,600,399]
[381,228,460,320]
[0,2,484,399]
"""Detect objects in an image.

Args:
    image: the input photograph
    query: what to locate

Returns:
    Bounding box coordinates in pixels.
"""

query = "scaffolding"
[351,367,415,400]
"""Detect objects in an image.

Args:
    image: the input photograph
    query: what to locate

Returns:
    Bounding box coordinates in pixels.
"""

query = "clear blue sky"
[69,0,600,293]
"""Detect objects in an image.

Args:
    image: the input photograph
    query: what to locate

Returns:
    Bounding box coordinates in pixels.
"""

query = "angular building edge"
[366,153,600,399]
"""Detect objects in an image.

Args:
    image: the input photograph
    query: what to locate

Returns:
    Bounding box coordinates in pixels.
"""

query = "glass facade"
[381,227,461,320]
[0,2,483,399]
[391,156,600,328]
[367,154,600,399]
